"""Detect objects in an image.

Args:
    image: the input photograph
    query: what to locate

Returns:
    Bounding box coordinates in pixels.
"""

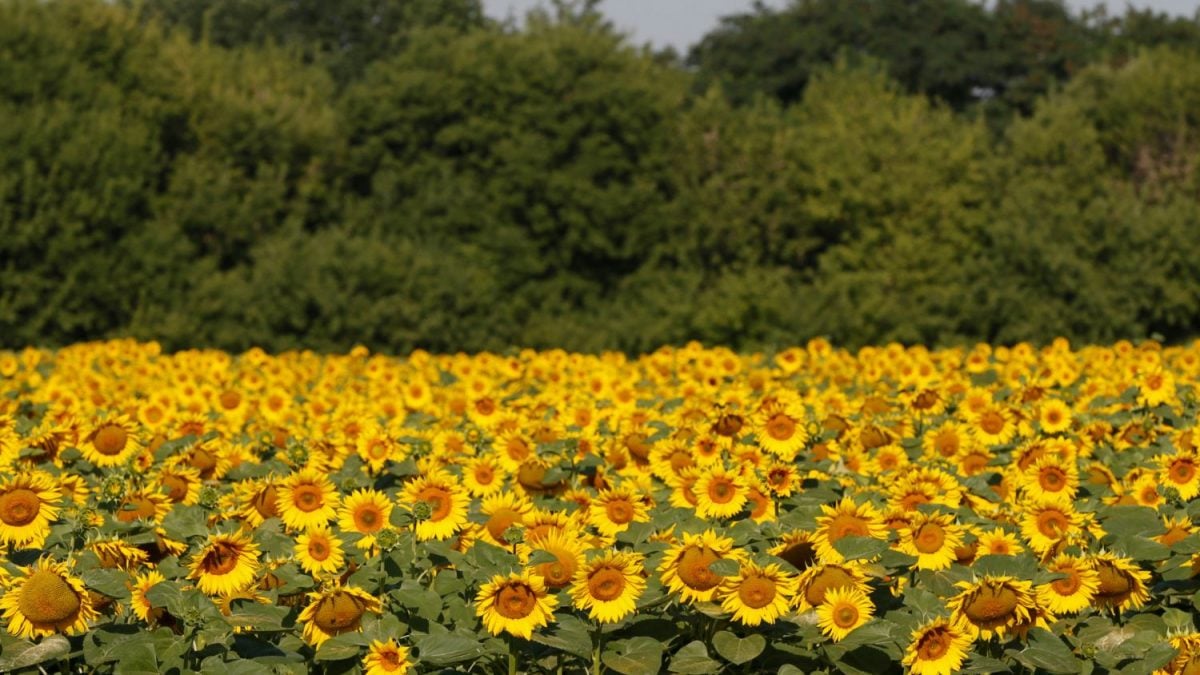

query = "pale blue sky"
[482,0,1199,52]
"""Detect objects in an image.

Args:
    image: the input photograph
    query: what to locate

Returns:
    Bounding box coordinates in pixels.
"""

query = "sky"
[482,0,1199,53]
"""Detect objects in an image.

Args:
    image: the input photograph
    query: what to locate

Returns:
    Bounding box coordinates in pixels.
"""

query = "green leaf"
[833,536,889,560]
[1109,536,1171,562]
[707,558,740,577]
[1006,628,1080,674]
[314,632,368,662]
[161,504,210,540]
[602,636,665,675]
[226,601,291,631]
[711,631,765,665]
[668,641,720,674]
[1100,506,1166,538]
[82,568,132,600]
[0,635,70,671]
[531,614,592,659]
[110,637,159,675]
[414,633,485,666]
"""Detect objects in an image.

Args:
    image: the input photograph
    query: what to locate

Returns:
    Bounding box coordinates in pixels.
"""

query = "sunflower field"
[2,339,1200,674]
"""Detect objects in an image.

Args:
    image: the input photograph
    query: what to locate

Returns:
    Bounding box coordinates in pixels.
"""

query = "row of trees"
[2,0,1199,353]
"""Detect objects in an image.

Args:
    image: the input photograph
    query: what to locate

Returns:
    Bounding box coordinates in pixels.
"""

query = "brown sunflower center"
[767,415,796,441]
[201,542,242,576]
[308,538,330,561]
[804,566,856,606]
[707,479,735,504]
[676,546,721,592]
[253,485,280,519]
[1051,568,1081,595]
[1171,460,1196,485]
[117,496,158,523]
[537,555,577,589]
[292,485,324,513]
[1039,468,1066,491]
[474,466,495,484]
[313,592,366,632]
[161,475,189,503]
[913,523,946,554]
[1095,563,1134,599]
[778,540,817,571]
[588,568,626,602]
[0,488,41,527]
[219,391,241,410]
[605,500,635,524]
[1036,509,1070,538]
[18,570,81,625]
[963,585,1019,623]
[934,431,960,457]
[354,505,384,533]
[417,487,452,521]
[826,513,871,543]
[495,584,537,619]
[737,576,777,609]
[916,627,950,660]
[979,412,1005,435]
[833,604,860,628]
[93,424,129,456]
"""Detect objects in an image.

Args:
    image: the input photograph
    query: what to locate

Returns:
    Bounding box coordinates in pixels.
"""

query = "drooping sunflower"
[770,530,820,573]
[129,570,166,626]
[402,472,470,541]
[234,477,283,528]
[338,488,393,550]
[363,639,412,675]
[587,486,650,537]
[813,497,887,563]
[570,550,646,624]
[80,414,143,468]
[528,530,587,591]
[901,617,975,675]
[475,570,558,639]
[718,561,798,626]
[156,462,203,506]
[0,558,97,639]
[1089,551,1151,612]
[295,524,346,579]
[816,586,873,642]
[299,585,382,647]
[660,529,743,604]
[114,489,172,524]
[88,538,149,571]
[948,575,1037,639]
[898,511,963,571]
[1036,554,1098,615]
[277,468,340,531]
[0,472,62,548]
[188,530,262,597]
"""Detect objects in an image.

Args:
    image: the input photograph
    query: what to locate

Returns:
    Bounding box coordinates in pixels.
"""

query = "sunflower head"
[0,558,97,639]
[299,585,382,646]
[475,571,558,639]
[949,575,1037,639]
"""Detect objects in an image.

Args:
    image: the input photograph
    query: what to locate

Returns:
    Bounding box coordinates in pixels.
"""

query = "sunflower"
[462,455,506,497]
[0,558,97,639]
[299,585,382,647]
[970,405,1018,446]
[753,401,808,459]
[88,538,149,571]
[770,530,820,573]
[1089,552,1151,612]
[898,511,963,571]
[363,639,412,675]
[1036,554,1098,615]
[475,570,558,639]
[816,586,873,642]
[0,472,61,548]
[660,529,743,604]
[813,497,887,563]
[479,491,533,548]
[718,561,797,626]
[794,562,872,611]
[948,575,1037,639]
[114,489,172,524]
[901,617,975,675]
[528,530,587,591]
[277,468,340,531]
[1159,450,1200,500]
[402,472,470,541]
[975,527,1025,556]
[570,550,646,623]
[295,524,346,578]
[188,530,262,597]
[355,428,399,475]
[338,488,392,551]
[235,477,283,528]
[587,486,650,537]
[129,570,166,626]
[80,414,143,467]
[1037,399,1073,435]
[1019,495,1082,554]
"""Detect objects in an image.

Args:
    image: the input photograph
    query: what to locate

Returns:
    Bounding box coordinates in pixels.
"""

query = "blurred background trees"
[3,0,1199,353]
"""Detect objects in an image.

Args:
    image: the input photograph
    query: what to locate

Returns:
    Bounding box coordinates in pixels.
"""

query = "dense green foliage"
[2,0,1200,354]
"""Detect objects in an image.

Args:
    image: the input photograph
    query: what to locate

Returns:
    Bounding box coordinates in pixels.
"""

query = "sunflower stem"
[507,635,518,675]
[593,623,605,675]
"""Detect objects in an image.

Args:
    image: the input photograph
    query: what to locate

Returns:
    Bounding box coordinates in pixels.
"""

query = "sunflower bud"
[285,443,308,467]
[99,475,125,503]
[374,528,401,551]
[198,486,220,509]
[410,501,433,522]
[502,525,524,546]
